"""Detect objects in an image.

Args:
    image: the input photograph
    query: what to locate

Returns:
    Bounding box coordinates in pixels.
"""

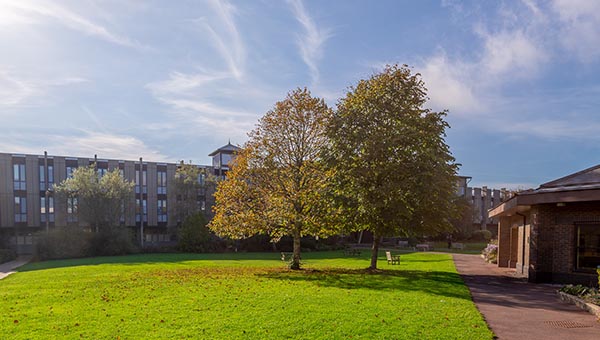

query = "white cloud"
[288,0,332,85]
[197,0,246,80]
[0,130,168,162]
[0,1,144,49]
[495,118,600,141]
[410,2,547,115]
[0,71,36,107]
[146,71,228,95]
[552,0,600,63]
[477,28,547,77]
[417,54,481,114]
[0,70,87,108]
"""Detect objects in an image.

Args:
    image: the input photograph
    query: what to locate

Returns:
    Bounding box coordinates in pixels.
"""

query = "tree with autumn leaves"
[210,65,458,270]
[209,88,339,269]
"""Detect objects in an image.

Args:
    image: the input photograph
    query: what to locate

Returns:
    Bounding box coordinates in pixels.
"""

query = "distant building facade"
[0,143,239,254]
[457,176,512,231]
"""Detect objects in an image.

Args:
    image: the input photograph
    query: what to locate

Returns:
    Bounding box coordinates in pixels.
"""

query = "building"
[0,143,238,254]
[457,176,510,232]
[489,164,600,286]
[209,141,241,178]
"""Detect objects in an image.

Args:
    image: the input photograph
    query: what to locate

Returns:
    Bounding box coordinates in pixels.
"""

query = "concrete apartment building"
[456,176,510,232]
[0,142,239,254]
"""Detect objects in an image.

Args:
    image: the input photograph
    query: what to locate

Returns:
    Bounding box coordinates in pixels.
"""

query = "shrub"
[179,213,223,253]
[238,234,273,252]
[471,230,492,242]
[35,228,92,260]
[89,228,138,257]
[482,239,498,264]
[0,248,16,264]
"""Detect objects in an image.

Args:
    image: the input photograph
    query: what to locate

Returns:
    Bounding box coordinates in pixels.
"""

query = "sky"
[1,0,600,189]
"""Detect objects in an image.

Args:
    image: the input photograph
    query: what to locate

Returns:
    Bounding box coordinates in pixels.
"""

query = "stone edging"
[557,291,600,319]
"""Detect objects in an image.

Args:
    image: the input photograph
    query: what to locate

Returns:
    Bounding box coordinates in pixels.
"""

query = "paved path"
[453,253,600,339]
[0,256,32,280]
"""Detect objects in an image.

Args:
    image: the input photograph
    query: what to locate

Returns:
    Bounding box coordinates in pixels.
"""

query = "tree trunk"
[369,234,381,270]
[291,227,302,270]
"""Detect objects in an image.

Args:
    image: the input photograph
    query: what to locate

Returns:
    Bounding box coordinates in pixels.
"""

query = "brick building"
[489,165,600,286]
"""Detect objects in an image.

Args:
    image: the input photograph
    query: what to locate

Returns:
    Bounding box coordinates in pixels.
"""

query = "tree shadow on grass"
[257,267,471,300]
[17,251,373,272]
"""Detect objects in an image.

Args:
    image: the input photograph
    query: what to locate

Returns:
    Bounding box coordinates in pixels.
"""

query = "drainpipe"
[139,157,144,248]
[44,151,49,233]
[516,212,527,274]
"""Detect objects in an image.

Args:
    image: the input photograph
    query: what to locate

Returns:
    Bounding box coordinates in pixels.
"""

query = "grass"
[0,251,493,339]
[429,242,488,254]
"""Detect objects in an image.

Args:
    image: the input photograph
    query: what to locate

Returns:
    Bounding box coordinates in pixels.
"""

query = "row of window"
[14,165,181,195]
[13,197,184,224]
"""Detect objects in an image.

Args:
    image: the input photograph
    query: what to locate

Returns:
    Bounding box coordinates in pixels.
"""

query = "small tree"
[328,65,458,270]
[173,162,217,250]
[173,162,215,222]
[209,88,338,269]
[54,165,134,232]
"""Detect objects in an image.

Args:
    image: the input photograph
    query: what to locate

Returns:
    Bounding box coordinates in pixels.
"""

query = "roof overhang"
[489,188,600,218]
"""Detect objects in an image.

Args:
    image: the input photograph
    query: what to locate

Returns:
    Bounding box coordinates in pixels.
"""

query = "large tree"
[54,165,134,232]
[209,88,338,269]
[328,65,458,270]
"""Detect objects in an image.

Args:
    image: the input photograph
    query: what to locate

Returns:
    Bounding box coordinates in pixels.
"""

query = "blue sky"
[1,0,600,189]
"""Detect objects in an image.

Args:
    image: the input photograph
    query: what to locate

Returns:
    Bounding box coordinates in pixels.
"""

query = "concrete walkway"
[453,253,600,339]
[0,256,32,280]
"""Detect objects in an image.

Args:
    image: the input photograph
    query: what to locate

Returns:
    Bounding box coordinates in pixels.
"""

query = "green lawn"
[0,251,493,339]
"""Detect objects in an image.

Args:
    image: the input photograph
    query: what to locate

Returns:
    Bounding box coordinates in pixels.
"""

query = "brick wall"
[529,202,600,285]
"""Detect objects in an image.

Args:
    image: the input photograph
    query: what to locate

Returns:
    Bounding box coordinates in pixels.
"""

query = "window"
[13,164,26,190]
[66,166,77,179]
[136,199,147,222]
[39,165,54,191]
[576,224,600,270]
[14,196,26,222]
[67,197,78,222]
[157,171,167,194]
[157,199,167,222]
[39,165,45,190]
[40,196,55,223]
[135,170,147,194]
[97,168,107,179]
[197,173,205,186]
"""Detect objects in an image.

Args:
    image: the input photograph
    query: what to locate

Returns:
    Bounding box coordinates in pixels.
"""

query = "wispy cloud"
[0,69,87,108]
[0,130,168,162]
[196,0,246,80]
[0,1,145,49]
[551,0,600,63]
[288,0,332,85]
[145,71,228,95]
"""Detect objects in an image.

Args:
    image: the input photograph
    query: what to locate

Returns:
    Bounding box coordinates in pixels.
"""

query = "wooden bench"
[451,242,465,250]
[415,244,432,251]
[397,240,410,248]
[386,251,400,265]
[281,252,294,261]
[344,247,362,256]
